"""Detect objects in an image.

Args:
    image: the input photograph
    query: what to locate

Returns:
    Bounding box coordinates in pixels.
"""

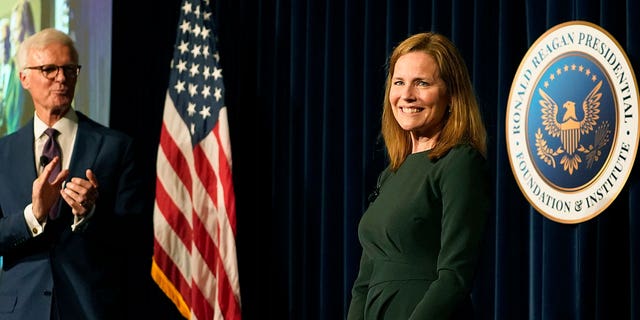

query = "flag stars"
[202,46,210,59]
[178,40,189,54]
[199,105,211,119]
[189,63,200,77]
[174,80,186,94]
[212,67,222,80]
[169,1,227,142]
[191,44,202,58]
[193,24,202,38]
[187,102,197,116]
[201,27,211,40]
[179,21,191,35]
[182,1,193,14]
[202,85,211,99]
[188,83,199,97]
[176,59,187,73]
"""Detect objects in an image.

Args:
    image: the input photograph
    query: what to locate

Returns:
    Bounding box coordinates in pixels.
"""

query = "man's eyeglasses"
[23,64,81,80]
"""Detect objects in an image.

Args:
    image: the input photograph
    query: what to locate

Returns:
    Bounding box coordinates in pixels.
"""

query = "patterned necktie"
[42,128,61,219]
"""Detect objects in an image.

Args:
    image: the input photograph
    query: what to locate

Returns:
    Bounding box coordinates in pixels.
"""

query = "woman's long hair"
[381,32,487,170]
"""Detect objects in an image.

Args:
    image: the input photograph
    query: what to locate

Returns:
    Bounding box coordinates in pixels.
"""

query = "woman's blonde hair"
[381,32,487,170]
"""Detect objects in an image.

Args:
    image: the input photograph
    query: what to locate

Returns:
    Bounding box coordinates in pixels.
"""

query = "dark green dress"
[348,144,489,319]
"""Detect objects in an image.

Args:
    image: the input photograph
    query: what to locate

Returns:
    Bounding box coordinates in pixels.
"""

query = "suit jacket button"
[44,290,52,296]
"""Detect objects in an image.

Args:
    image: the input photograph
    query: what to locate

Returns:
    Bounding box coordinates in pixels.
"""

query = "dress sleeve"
[410,146,490,319]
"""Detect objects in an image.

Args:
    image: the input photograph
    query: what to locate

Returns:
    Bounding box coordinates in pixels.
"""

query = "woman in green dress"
[348,32,490,319]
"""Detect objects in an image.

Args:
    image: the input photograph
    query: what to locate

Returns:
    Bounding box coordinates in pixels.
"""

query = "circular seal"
[506,20,639,223]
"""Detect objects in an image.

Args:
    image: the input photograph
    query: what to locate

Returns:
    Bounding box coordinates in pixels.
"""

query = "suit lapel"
[14,120,38,197]
[58,113,104,233]
[68,114,103,178]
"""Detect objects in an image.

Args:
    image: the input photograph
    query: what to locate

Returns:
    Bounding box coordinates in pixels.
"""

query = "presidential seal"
[506,21,639,223]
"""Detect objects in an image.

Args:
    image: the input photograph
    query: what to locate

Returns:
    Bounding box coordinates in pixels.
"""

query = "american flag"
[151,0,241,319]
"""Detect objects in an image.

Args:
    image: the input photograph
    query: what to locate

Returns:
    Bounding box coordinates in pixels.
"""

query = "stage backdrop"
[110,0,639,319]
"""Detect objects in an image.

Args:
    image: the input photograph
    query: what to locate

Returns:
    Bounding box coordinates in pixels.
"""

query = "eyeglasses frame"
[23,64,82,80]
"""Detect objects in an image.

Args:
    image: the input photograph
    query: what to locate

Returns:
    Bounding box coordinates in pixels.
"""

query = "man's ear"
[19,70,29,89]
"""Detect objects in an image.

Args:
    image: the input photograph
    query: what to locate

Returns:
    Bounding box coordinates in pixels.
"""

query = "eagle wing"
[580,80,602,134]
[538,88,561,137]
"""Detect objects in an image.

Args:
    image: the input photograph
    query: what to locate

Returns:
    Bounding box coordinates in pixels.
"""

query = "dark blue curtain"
[111,0,639,319]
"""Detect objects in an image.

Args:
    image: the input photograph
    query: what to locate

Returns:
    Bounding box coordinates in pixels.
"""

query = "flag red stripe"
[199,124,241,317]
[190,204,240,318]
[191,277,214,320]
[155,177,192,249]
[215,224,242,319]
[193,143,219,209]
[214,125,237,234]
[152,238,192,307]
[159,123,193,195]
[154,178,193,306]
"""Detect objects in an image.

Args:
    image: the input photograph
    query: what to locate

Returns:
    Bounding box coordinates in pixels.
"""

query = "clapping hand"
[61,169,99,216]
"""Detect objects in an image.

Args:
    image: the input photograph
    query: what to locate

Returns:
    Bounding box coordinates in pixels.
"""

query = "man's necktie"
[42,128,61,219]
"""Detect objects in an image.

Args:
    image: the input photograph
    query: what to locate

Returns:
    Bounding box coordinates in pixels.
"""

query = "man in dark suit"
[0,28,146,319]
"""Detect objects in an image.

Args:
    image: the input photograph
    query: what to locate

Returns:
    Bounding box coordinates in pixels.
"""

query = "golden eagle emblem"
[535,80,610,174]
